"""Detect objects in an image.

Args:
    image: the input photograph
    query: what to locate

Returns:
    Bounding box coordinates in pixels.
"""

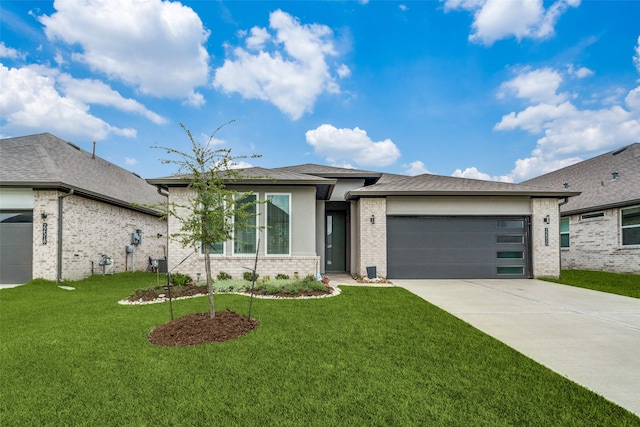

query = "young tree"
[153,122,261,317]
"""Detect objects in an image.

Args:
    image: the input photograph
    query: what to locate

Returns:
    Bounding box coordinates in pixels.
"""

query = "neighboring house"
[523,143,640,274]
[149,163,577,280]
[0,133,167,284]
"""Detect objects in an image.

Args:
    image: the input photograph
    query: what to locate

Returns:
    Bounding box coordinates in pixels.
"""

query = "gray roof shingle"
[346,173,578,199]
[522,143,640,214]
[0,133,165,213]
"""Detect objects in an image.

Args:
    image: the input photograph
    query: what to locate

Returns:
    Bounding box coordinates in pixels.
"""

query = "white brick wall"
[32,190,167,281]
[530,198,561,278]
[562,208,639,274]
[356,198,387,278]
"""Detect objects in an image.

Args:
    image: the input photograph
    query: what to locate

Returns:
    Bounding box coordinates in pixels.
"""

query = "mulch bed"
[143,284,335,347]
[148,310,259,347]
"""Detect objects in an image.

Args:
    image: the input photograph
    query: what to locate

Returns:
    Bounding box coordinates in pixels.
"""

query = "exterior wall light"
[370,214,375,224]
[544,215,551,224]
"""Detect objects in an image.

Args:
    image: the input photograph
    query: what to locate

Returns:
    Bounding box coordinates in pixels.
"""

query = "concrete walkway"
[393,279,640,417]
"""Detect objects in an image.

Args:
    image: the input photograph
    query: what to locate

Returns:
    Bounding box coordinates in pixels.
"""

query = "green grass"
[542,270,640,298]
[1,272,638,426]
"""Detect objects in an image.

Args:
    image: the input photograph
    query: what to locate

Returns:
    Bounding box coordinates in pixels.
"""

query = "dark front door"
[325,211,346,271]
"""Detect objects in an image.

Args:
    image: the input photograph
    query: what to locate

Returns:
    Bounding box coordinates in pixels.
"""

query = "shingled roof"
[274,164,382,186]
[148,166,337,200]
[346,173,578,199]
[522,143,640,215]
[0,133,165,214]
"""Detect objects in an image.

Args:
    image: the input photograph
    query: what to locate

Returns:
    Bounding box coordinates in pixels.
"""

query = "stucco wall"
[530,198,561,278]
[166,186,320,280]
[32,191,166,281]
[562,208,640,274]
[356,198,387,278]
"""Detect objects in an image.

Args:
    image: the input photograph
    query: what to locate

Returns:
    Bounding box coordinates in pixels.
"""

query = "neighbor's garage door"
[387,216,529,279]
[0,212,33,284]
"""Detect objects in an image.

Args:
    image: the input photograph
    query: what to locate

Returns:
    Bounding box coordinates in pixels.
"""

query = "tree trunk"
[204,251,215,318]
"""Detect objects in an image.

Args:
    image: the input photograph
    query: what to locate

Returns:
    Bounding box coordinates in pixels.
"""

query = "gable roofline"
[147,167,337,200]
[0,133,166,216]
[273,163,383,186]
[345,173,579,200]
[522,143,640,213]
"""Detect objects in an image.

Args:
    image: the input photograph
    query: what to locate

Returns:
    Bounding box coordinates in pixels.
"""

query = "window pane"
[497,220,524,228]
[202,242,224,255]
[560,218,569,233]
[622,207,640,226]
[560,233,570,248]
[497,235,524,243]
[497,251,524,259]
[622,228,640,246]
[234,195,257,254]
[497,266,524,275]
[267,194,290,254]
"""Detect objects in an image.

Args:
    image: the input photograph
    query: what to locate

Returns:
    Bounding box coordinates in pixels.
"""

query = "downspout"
[57,188,74,282]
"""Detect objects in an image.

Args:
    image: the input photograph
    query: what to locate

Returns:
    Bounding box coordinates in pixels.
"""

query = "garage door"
[0,212,33,284]
[387,216,530,279]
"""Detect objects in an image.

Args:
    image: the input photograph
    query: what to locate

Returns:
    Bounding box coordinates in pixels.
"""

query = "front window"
[560,218,570,248]
[621,206,640,246]
[234,194,257,255]
[266,194,290,255]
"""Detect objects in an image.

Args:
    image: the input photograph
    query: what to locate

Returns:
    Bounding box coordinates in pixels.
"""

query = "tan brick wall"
[562,208,640,274]
[32,191,166,281]
[530,198,561,278]
[356,198,387,278]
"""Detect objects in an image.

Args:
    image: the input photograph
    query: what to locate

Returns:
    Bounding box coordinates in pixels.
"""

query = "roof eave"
[345,190,581,200]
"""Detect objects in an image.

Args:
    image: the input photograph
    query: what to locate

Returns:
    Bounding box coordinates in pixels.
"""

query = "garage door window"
[497,251,524,259]
[497,235,524,244]
[497,266,525,275]
[497,220,524,228]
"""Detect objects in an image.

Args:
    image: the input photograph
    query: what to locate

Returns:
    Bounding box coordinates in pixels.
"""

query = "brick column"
[357,198,387,278]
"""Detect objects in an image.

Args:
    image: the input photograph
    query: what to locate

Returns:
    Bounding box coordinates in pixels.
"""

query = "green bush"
[243,271,259,282]
[275,273,289,280]
[216,271,232,281]
[170,272,192,286]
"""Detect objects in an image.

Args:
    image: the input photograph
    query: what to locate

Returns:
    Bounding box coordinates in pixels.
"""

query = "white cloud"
[567,64,594,79]
[0,42,24,59]
[498,67,566,104]
[403,160,430,176]
[230,161,254,169]
[57,74,167,124]
[214,10,348,120]
[305,124,401,167]
[494,64,640,181]
[451,167,513,182]
[125,157,139,166]
[443,0,580,45]
[399,4,408,12]
[0,64,138,140]
[39,0,209,105]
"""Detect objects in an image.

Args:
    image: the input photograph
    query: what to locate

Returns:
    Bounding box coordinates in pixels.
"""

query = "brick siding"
[32,190,166,281]
[562,208,639,274]
[356,198,387,278]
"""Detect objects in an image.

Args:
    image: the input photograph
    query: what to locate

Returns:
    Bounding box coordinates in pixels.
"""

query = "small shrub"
[217,271,232,281]
[262,274,271,282]
[275,273,289,280]
[170,273,192,286]
[243,271,259,282]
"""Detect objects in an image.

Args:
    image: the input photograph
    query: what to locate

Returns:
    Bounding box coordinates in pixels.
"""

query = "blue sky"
[1,0,639,182]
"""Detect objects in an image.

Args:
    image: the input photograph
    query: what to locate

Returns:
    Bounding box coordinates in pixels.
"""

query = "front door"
[325,211,346,271]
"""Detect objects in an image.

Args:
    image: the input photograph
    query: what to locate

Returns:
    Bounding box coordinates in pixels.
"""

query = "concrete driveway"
[393,279,640,416]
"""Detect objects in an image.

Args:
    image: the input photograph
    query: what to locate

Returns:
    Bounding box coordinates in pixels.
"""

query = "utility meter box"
[131,233,141,245]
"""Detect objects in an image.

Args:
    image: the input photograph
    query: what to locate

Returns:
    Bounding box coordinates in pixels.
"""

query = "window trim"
[233,193,258,256]
[620,205,640,247]
[265,193,291,256]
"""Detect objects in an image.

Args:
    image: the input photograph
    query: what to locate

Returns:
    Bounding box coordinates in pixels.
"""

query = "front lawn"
[1,272,638,426]
[542,270,640,298]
